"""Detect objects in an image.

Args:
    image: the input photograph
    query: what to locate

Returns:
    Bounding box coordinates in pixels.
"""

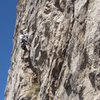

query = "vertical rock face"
[5,0,100,100]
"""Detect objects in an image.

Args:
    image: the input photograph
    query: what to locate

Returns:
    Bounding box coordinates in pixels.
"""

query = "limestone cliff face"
[5,0,100,100]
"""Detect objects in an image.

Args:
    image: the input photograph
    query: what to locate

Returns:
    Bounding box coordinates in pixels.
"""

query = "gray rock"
[5,0,100,100]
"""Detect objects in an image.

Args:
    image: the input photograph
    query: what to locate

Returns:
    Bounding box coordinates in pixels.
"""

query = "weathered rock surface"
[5,0,100,100]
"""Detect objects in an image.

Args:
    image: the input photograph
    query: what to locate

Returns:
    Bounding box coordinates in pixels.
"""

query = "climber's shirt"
[19,34,24,40]
[19,34,28,43]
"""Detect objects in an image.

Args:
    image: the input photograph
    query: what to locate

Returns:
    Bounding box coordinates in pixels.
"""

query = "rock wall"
[5,0,100,100]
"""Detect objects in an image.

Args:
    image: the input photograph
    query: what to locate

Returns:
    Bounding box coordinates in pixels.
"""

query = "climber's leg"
[26,44,30,51]
[21,50,27,59]
[21,45,30,59]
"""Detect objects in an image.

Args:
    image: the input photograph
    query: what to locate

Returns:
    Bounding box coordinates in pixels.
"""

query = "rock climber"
[19,30,30,51]
[19,30,30,59]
